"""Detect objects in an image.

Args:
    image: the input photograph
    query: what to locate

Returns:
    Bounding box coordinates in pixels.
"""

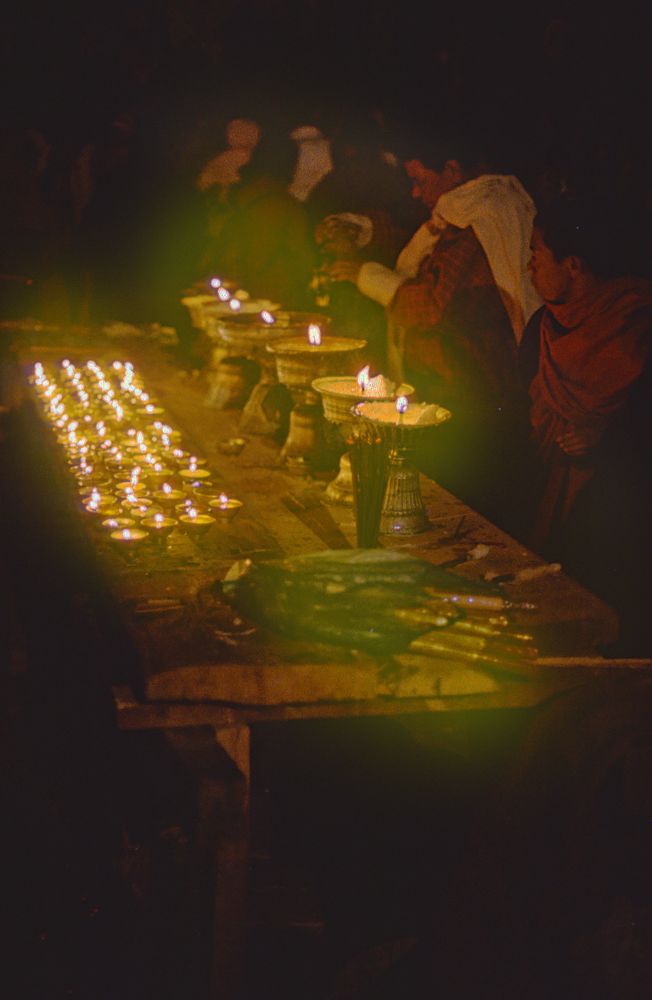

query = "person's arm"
[517,306,546,389]
[389,226,480,328]
[324,218,445,308]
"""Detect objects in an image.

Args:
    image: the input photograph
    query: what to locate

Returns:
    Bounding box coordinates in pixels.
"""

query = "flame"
[122,529,131,540]
[307,324,322,346]
[229,298,241,312]
[396,396,409,415]
[217,286,231,302]
[357,366,370,392]
[219,492,229,506]
[260,310,275,325]
[210,276,222,288]
[154,513,164,525]
[162,483,172,494]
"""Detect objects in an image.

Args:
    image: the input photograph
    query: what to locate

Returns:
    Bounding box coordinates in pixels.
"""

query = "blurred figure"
[200,130,315,308]
[288,122,332,202]
[74,111,152,323]
[0,123,69,318]
[195,117,261,197]
[307,110,417,264]
[324,121,539,526]
[520,194,652,654]
[305,109,418,369]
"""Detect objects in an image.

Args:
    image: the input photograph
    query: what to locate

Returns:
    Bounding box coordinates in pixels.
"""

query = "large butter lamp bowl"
[354,398,452,534]
[312,373,414,505]
[267,327,366,471]
[216,311,330,434]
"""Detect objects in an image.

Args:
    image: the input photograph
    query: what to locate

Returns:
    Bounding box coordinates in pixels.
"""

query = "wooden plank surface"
[18,338,619,708]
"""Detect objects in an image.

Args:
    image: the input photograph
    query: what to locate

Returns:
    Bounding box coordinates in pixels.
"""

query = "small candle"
[85,500,121,519]
[101,516,136,532]
[179,508,216,538]
[208,493,243,521]
[110,527,148,549]
[153,483,185,508]
[307,324,322,346]
[175,498,208,516]
[141,513,177,542]
[121,495,155,513]
[129,501,163,521]
[115,481,147,496]
[180,465,211,481]
[146,465,175,488]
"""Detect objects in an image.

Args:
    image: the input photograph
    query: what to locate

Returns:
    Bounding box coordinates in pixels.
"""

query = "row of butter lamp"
[30,358,242,553]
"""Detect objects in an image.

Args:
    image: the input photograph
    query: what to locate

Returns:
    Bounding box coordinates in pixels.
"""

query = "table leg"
[210,725,250,1000]
[163,724,250,1000]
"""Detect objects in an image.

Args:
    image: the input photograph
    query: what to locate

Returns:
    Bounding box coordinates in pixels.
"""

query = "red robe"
[528,277,652,550]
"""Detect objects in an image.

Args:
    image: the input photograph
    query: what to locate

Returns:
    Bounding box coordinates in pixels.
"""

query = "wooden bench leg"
[163,724,250,1000]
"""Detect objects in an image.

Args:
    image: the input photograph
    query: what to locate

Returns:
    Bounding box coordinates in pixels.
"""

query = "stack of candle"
[348,425,390,548]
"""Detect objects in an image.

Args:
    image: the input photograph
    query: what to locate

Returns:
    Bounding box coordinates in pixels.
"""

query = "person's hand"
[324,259,363,284]
[315,217,361,257]
[556,425,601,456]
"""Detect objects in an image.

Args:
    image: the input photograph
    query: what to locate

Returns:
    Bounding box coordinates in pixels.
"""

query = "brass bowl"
[267,334,365,391]
[312,376,415,424]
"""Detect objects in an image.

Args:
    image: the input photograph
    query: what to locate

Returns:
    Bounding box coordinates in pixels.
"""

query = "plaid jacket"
[390,225,519,412]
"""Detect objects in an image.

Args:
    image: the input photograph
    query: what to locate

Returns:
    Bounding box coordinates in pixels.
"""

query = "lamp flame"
[229,298,241,312]
[210,277,222,289]
[396,396,409,415]
[307,324,322,346]
[260,310,275,325]
[357,366,370,392]
[217,286,231,302]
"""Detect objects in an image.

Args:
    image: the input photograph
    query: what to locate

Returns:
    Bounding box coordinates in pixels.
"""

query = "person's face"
[528,227,574,304]
[404,158,457,210]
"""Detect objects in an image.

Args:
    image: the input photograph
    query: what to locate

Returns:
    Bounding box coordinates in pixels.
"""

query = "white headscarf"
[434,174,541,342]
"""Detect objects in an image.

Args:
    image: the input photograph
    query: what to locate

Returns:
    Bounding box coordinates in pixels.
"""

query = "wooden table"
[15,338,625,998]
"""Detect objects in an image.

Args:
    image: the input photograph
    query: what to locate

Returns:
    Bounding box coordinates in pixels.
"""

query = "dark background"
[4,3,652,186]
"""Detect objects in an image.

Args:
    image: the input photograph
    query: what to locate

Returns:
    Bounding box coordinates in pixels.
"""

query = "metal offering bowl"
[313,376,414,505]
[354,400,452,534]
[267,329,366,470]
[312,376,414,424]
[215,311,331,434]
[267,334,365,394]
